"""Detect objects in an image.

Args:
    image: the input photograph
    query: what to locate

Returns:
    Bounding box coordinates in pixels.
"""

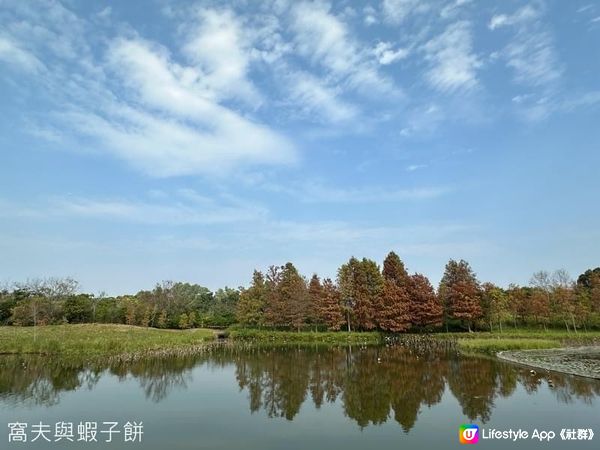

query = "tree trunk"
[571,314,577,334]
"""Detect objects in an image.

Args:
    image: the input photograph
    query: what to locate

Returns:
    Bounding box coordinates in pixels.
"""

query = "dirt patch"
[497,346,600,380]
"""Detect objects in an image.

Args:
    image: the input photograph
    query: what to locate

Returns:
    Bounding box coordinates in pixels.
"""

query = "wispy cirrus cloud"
[2,2,296,177]
[381,0,429,24]
[0,35,44,72]
[489,2,563,121]
[422,21,481,93]
[251,179,451,203]
[290,1,397,96]
[180,8,261,105]
[373,41,410,65]
[0,190,268,226]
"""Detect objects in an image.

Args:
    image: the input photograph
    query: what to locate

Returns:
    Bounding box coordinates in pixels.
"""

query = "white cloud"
[181,8,260,105]
[488,5,540,30]
[2,190,268,226]
[57,37,296,177]
[489,4,561,89]
[290,1,396,95]
[381,0,427,24]
[0,36,44,72]
[286,71,359,123]
[363,5,378,25]
[97,6,112,20]
[260,180,450,203]
[503,30,561,87]
[488,3,563,121]
[440,0,474,19]
[423,21,481,93]
[373,41,410,65]
[2,4,296,177]
[561,91,600,111]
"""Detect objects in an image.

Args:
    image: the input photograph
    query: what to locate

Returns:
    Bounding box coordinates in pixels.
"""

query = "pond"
[1,345,599,449]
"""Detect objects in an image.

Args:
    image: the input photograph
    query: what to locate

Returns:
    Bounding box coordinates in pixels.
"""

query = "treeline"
[1,256,599,332]
[236,254,600,332]
[0,278,238,329]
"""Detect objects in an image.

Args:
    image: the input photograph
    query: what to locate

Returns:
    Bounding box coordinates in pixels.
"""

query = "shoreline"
[2,324,600,363]
[497,347,600,380]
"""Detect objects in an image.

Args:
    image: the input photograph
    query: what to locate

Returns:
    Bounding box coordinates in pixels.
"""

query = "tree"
[210,287,239,326]
[377,279,411,332]
[551,269,576,333]
[576,267,600,290]
[264,263,309,330]
[315,278,345,331]
[377,252,412,332]
[237,271,266,327]
[10,295,54,327]
[63,294,93,323]
[410,274,443,329]
[529,288,550,330]
[157,309,168,328]
[479,283,510,332]
[439,259,482,332]
[338,257,383,331]
[576,268,600,329]
[279,263,309,331]
[178,313,190,329]
[307,275,323,330]
[337,257,360,332]
[264,266,284,327]
[382,252,411,289]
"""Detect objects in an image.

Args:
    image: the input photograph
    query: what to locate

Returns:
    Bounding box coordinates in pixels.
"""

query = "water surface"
[1,345,599,449]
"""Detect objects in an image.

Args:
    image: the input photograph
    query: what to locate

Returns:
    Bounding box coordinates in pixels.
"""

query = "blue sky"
[1,0,599,295]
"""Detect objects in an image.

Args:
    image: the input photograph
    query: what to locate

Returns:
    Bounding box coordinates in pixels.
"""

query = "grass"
[457,338,559,354]
[437,328,600,354]
[0,324,216,362]
[228,328,383,345]
[2,325,599,361]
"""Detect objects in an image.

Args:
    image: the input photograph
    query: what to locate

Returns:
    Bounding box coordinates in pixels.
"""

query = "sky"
[0,0,599,295]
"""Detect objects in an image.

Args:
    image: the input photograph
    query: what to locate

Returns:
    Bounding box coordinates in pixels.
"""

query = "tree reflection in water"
[1,345,599,430]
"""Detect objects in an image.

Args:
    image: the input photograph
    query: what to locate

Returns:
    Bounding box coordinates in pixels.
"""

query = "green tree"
[237,270,266,327]
[178,313,190,329]
[338,257,383,331]
[63,294,93,324]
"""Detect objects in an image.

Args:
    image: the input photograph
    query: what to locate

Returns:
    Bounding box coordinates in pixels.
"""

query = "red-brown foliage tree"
[409,273,442,329]
[316,278,345,331]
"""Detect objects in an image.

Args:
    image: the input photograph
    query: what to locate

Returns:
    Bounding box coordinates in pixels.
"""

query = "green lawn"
[0,324,216,361]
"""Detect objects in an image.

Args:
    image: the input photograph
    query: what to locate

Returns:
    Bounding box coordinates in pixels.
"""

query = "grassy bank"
[444,329,600,354]
[2,325,599,360]
[0,324,216,361]
[230,328,600,354]
[228,328,383,345]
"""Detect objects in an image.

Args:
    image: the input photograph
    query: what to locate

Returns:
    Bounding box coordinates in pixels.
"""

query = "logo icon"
[459,424,479,444]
